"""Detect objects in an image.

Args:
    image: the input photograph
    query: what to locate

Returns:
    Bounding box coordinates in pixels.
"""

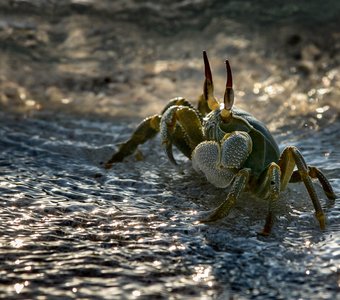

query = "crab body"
[189,106,279,190]
[204,106,280,173]
[105,51,335,235]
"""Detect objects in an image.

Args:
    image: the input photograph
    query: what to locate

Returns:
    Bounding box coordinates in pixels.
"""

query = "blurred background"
[1,0,339,124]
[0,1,339,299]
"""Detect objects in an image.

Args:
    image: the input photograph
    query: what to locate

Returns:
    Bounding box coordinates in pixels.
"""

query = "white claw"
[221,132,252,168]
[192,132,252,189]
[192,141,235,188]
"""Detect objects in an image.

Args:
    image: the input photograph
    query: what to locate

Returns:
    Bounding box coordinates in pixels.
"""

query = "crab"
[105,51,335,235]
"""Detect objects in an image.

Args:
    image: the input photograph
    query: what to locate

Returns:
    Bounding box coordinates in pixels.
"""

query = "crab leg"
[278,146,326,229]
[105,97,202,168]
[255,162,281,235]
[290,167,336,200]
[199,168,250,223]
[105,115,161,168]
[160,105,204,165]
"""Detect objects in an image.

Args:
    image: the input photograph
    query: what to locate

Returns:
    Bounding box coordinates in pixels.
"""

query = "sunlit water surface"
[0,0,339,299]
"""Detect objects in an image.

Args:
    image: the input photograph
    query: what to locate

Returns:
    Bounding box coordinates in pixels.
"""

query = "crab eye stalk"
[220,60,234,121]
[223,60,234,110]
[203,51,219,110]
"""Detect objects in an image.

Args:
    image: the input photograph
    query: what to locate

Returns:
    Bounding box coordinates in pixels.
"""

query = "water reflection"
[14,282,28,294]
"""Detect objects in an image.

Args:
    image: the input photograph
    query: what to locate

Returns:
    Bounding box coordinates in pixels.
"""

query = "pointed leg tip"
[197,208,227,224]
[258,230,270,237]
[259,221,272,236]
[319,219,326,231]
[197,217,215,224]
[316,212,326,230]
[326,191,337,200]
[104,163,113,169]
[195,209,220,224]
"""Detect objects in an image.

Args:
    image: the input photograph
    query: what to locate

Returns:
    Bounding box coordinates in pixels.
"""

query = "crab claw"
[223,60,234,110]
[203,51,219,110]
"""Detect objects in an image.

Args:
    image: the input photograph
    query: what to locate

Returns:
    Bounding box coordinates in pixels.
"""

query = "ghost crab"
[105,51,335,235]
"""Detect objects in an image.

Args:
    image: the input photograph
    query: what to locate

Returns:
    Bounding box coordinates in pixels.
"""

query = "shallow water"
[0,1,339,299]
